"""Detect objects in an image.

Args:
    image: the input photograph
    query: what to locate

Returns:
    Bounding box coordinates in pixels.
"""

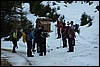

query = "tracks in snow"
[1,48,33,66]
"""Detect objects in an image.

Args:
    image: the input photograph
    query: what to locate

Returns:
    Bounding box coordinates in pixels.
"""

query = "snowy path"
[1,49,34,66]
[1,1,99,66]
[1,34,99,66]
[1,26,99,66]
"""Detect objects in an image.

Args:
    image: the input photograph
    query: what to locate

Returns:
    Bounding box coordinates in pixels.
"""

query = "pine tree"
[80,12,93,26]
[80,12,88,26]
[96,5,99,11]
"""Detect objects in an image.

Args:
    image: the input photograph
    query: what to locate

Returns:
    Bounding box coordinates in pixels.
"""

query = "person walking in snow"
[26,28,34,57]
[10,28,18,53]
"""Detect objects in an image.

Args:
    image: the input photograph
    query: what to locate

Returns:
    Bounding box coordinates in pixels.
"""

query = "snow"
[1,1,99,66]
[22,3,30,13]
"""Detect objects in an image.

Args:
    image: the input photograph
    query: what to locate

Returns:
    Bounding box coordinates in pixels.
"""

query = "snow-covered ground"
[1,1,99,66]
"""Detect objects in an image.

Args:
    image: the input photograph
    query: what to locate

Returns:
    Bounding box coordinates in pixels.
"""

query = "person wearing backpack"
[67,26,75,52]
[70,21,75,46]
[61,21,67,48]
[26,28,34,57]
[70,21,75,30]
[39,26,47,56]
[55,19,63,39]
[33,26,42,53]
[11,28,18,53]
[32,28,37,52]
[33,26,47,56]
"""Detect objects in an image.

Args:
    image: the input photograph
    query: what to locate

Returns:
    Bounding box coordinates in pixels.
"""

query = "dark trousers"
[33,38,40,53]
[39,38,46,56]
[39,44,46,56]
[33,39,36,51]
[73,38,75,46]
[37,42,40,53]
[68,38,74,52]
[44,44,46,55]
[12,39,17,52]
[57,28,61,38]
[26,41,32,57]
[62,37,67,47]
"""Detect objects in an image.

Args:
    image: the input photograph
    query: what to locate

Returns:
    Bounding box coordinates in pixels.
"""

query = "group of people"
[55,19,79,52]
[10,18,79,57]
[32,26,47,56]
[10,26,48,57]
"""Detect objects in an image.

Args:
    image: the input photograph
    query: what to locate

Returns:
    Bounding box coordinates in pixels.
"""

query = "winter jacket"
[13,32,17,39]
[57,21,63,28]
[68,27,75,38]
[26,31,34,42]
[34,29,42,43]
[61,26,67,38]
[22,32,26,43]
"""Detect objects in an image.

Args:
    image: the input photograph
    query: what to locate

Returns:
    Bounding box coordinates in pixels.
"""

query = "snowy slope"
[1,1,99,66]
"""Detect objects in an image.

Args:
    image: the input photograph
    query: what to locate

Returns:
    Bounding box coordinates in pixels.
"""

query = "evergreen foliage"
[1,1,95,38]
[80,12,93,26]
[96,5,99,11]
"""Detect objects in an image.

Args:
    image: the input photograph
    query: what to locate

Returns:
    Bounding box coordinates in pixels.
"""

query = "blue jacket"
[26,31,34,42]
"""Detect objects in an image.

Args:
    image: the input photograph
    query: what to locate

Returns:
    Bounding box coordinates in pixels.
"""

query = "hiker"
[70,21,75,46]
[55,19,63,39]
[33,26,42,53]
[67,26,75,52]
[25,28,34,57]
[70,21,75,30]
[32,28,37,52]
[61,21,67,48]
[33,26,48,56]
[39,26,47,56]
[11,28,18,53]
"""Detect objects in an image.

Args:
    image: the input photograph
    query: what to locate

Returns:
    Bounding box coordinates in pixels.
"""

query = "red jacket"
[57,21,63,28]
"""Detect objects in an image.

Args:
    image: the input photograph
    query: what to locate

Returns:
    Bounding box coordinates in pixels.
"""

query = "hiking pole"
[60,37,62,48]
[55,25,56,37]
[46,43,49,48]
[46,43,50,52]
